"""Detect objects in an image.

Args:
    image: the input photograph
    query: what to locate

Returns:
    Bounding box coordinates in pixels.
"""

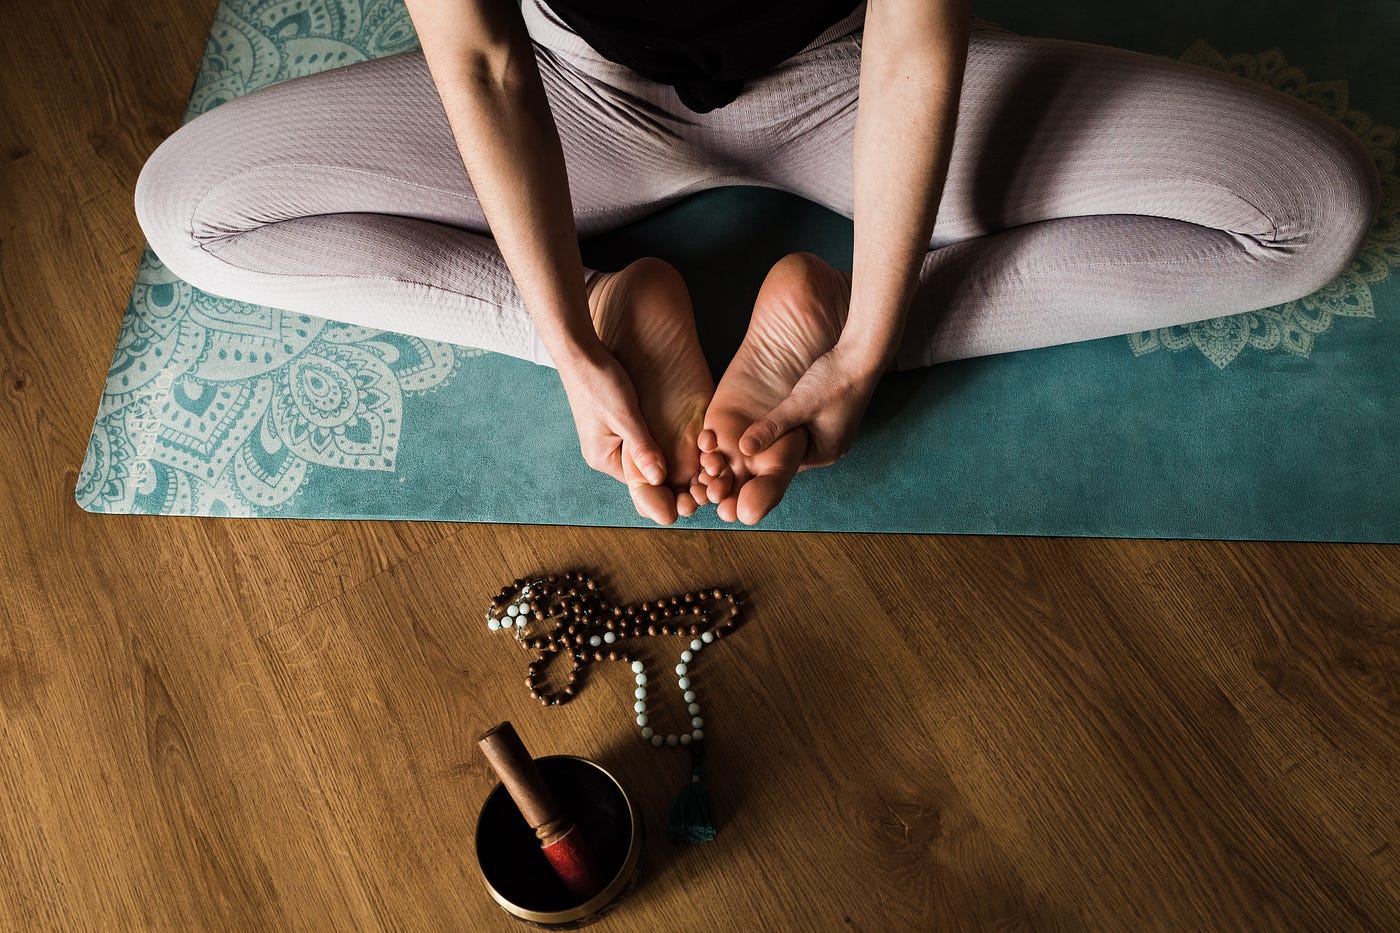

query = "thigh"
[148,40,710,245]
[762,18,1368,249]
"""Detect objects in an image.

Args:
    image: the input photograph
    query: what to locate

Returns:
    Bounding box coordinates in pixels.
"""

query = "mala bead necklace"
[485,570,743,843]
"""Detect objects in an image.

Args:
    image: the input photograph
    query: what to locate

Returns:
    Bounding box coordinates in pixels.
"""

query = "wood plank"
[0,0,1396,928]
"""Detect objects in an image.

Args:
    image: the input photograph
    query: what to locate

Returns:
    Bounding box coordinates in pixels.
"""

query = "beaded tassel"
[666,742,717,843]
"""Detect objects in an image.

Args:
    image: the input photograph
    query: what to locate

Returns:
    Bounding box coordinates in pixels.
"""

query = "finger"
[617,409,667,486]
[597,444,625,484]
[738,394,808,457]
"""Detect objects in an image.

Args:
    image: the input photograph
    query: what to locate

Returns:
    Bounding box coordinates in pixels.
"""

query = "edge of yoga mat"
[75,0,1400,542]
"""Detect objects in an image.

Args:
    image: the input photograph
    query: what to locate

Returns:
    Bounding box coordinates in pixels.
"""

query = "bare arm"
[404,0,603,367]
[841,0,970,373]
[736,0,971,464]
[403,0,669,488]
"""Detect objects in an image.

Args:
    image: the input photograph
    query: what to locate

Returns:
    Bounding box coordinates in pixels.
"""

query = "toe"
[629,482,678,526]
[700,450,726,476]
[736,472,793,525]
[706,470,735,504]
[716,495,739,523]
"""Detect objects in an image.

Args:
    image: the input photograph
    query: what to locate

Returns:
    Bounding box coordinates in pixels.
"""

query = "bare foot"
[586,257,715,525]
[696,252,853,525]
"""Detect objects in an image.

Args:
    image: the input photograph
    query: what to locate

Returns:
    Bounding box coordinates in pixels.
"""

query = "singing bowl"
[475,755,644,927]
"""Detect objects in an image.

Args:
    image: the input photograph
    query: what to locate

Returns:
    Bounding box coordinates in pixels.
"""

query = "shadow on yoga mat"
[78,0,1400,541]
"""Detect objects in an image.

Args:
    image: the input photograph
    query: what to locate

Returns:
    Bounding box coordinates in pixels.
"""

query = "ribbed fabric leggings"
[135,0,1381,371]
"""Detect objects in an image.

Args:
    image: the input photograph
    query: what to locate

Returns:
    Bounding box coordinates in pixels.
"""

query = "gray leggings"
[134,0,1381,371]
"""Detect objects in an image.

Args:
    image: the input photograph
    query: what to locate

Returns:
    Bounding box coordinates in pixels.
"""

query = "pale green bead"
[677,677,690,690]
[631,660,645,673]
[636,713,648,727]
[634,687,647,700]
[692,716,704,728]
[688,703,700,715]
[692,729,704,740]
[487,618,502,631]
[680,734,692,746]
[635,673,648,686]
[701,632,714,644]
[651,734,664,747]
[666,734,679,747]
[641,727,654,740]
[681,650,693,662]
[603,631,616,644]
[675,663,687,676]
[690,639,703,652]
[683,690,696,703]
[634,700,647,714]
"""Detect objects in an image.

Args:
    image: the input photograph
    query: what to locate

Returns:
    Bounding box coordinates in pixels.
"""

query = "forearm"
[840,0,970,375]
[407,0,604,368]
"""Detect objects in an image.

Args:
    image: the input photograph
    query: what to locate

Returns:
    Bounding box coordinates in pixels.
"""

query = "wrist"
[834,333,898,382]
[539,317,610,374]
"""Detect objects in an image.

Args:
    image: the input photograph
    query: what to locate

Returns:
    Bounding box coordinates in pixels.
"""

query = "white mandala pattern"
[77,1,485,516]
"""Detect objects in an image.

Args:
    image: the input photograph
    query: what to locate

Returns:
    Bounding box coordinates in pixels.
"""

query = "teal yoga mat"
[78,0,1400,540]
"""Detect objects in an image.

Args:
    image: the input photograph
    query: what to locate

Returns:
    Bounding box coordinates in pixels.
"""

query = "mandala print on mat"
[76,0,486,516]
[1130,40,1399,368]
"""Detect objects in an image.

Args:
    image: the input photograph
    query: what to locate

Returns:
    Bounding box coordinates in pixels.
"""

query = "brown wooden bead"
[647,625,658,636]
[648,611,658,622]
[684,592,694,603]
[689,625,701,636]
[607,651,620,661]
[594,651,606,661]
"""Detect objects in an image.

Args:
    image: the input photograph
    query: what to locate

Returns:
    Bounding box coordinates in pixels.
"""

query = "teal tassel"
[666,743,717,843]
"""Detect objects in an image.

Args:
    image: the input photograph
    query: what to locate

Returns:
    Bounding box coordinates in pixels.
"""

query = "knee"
[1263,111,1381,300]
[135,97,291,298]
[133,116,228,285]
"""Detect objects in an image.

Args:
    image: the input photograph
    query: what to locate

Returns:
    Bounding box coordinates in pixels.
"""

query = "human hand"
[690,251,887,525]
[733,342,884,471]
[694,345,880,523]
[555,344,670,493]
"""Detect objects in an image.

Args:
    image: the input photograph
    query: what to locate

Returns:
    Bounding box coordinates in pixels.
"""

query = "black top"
[539,0,863,113]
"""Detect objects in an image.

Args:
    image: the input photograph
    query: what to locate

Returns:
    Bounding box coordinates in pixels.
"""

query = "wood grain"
[2,1,1398,928]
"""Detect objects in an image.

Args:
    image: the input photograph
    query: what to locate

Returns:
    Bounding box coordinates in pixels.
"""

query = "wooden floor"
[3,1,1398,928]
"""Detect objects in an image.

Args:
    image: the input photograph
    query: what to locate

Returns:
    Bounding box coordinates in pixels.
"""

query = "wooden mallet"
[477,721,605,901]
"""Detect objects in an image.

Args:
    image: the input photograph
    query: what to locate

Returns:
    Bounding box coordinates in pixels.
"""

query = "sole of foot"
[696,251,852,525]
[586,256,716,525]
